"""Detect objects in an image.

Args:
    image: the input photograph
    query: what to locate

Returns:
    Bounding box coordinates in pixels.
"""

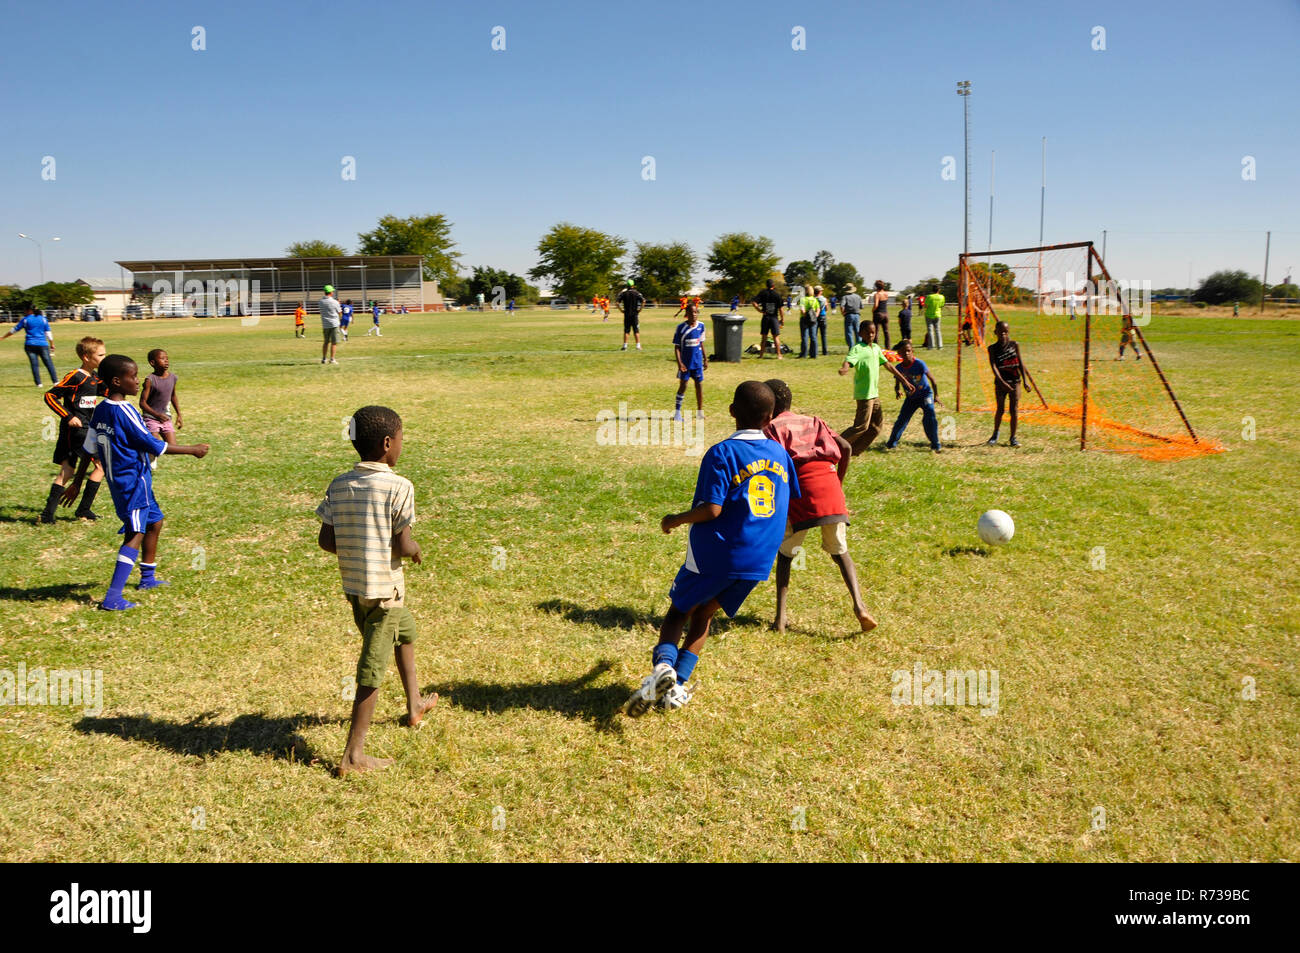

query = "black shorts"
[761,314,781,337]
[53,421,87,466]
[623,313,639,333]
[995,378,1021,396]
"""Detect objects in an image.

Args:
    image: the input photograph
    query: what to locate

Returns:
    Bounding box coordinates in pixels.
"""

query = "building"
[113,256,443,316]
[75,277,134,318]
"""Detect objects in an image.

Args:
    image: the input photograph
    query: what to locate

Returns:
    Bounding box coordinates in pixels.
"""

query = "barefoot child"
[40,336,106,523]
[1117,315,1142,361]
[65,354,211,610]
[673,303,708,421]
[763,380,876,634]
[883,339,942,453]
[316,405,437,775]
[986,321,1032,447]
[625,381,798,716]
[139,349,183,449]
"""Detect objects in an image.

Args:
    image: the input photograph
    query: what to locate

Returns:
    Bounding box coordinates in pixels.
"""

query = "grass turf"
[0,306,1295,861]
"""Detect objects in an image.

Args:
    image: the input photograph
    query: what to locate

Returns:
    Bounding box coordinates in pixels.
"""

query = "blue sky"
[2,0,1297,290]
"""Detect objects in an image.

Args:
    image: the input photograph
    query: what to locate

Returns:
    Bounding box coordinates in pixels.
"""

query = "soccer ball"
[977,510,1015,545]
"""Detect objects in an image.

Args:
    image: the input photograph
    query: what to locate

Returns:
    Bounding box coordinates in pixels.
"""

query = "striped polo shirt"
[316,461,415,599]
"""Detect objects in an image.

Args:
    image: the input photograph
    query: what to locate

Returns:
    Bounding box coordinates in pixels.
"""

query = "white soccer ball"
[977,510,1015,545]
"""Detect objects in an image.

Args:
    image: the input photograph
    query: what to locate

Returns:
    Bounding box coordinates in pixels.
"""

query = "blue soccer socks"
[675,650,699,685]
[652,642,679,671]
[102,545,140,609]
[137,561,169,590]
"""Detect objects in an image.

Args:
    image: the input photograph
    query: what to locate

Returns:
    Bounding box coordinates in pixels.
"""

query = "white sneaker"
[658,681,692,711]
[696,411,705,420]
[330,359,339,364]
[624,662,677,718]
[672,411,684,422]
[636,343,642,350]
[620,344,628,351]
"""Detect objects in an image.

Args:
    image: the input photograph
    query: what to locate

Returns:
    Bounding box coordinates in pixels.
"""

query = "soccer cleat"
[658,682,692,711]
[986,437,998,446]
[1009,438,1021,447]
[136,577,170,590]
[932,446,942,454]
[620,344,627,351]
[624,662,677,718]
[99,596,138,611]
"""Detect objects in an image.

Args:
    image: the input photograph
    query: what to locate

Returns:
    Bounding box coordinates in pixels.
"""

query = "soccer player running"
[751,278,785,359]
[764,379,876,633]
[986,321,1032,447]
[40,336,106,523]
[616,279,644,351]
[673,303,708,421]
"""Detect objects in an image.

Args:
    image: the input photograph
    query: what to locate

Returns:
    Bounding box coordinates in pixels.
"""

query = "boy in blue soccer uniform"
[340,299,354,341]
[65,355,210,610]
[883,339,943,453]
[626,381,799,716]
[672,303,708,422]
[368,302,382,336]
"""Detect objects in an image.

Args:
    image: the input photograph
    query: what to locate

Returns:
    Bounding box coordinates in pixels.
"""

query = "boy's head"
[685,303,698,322]
[994,320,1009,342]
[147,348,168,372]
[345,299,353,306]
[98,354,139,396]
[764,379,792,415]
[896,339,915,362]
[729,381,775,431]
[350,405,403,464]
[76,336,106,369]
[859,319,877,343]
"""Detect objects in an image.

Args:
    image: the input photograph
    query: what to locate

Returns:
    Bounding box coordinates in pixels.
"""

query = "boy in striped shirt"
[41,336,106,523]
[317,405,436,776]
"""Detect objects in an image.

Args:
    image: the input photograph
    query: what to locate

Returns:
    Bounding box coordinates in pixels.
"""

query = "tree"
[463,266,537,305]
[528,223,626,300]
[812,250,836,276]
[706,233,780,299]
[22,281,94,311]
[1193,269,1262,305]
[909,276,942,296]
[285,239,347,258]
[1269,282,1299,301]
[784,260,818,291]
[821,261,865,296]
[630,241,697,302]
[356,213,460,284]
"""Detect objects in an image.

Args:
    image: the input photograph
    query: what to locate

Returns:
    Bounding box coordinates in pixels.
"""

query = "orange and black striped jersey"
[45,367,103,421]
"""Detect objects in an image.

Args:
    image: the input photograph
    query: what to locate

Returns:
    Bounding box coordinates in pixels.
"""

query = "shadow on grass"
[75,711,342,765]
[536,598,763,634]
[0,582,95,602]
[944,545,991,557]
[0,505,45,524]
[425,660,627,733]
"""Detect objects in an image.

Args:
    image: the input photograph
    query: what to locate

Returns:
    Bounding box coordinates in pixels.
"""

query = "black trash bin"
[710,313,746,362]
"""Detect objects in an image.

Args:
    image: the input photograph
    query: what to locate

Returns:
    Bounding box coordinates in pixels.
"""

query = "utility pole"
[1260,231,1271,313]
[18,233,59,284]
[958,80,971,322]
[1102,229,1107,262]
[987,150,995,304]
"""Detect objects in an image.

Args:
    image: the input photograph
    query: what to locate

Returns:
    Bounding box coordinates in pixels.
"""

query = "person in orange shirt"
[600,296,610,321]
[692,296,702,312]
[591,295,600,314]
[673,296,688,318]
[294,303,306,338]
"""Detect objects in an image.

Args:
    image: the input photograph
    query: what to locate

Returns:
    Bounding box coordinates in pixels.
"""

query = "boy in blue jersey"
[65,355,210,610]
[368,302,382,336]
[672,304,708,422]
[340,299,354,341]
[625,381,799,716]
[883,339,942,453]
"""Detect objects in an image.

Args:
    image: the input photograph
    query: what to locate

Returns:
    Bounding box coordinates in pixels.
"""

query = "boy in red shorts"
[763,379,876,634]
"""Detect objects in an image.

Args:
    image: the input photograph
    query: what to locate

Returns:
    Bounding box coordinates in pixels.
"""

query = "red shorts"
[788,460,846,528]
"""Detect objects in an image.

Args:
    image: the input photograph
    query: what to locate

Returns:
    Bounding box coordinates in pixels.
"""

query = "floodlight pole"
[958,80,971,325]
[18,233,58,284]
[1260,230,1270,313]
[1037,138,1046,313]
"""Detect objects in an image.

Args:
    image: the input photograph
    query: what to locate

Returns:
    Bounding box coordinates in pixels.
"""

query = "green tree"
[1268,282,1299,300]
[356,213,460,284]
[24,281,94,311]
[821,261,865,296]
[464,266,537,305]
[909,276,942,296]
[706,233,780,299]
[783,260,818,291]
[528,223,626,300]
[285,239,347,258]
[812,250,836,276]
[630,241,697,302]
[1193,269,1262,305]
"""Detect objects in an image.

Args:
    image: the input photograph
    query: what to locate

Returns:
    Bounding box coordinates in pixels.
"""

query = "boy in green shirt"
[838,320,914,455]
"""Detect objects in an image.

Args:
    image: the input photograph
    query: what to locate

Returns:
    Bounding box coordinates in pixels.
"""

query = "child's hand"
[69,416,82,428]
[175,416,183,430]
[660,514,677,534]
[59,480,82,506]
[409,542,423,565]
[193,444,211,458]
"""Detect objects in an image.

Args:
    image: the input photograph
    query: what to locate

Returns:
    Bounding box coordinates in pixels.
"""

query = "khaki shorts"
[780,521,848,558]
[347,590,417,689]
[323,326,343,345]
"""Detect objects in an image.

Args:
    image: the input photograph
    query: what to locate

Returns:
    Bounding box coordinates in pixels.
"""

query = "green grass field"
[1,307,1296,861]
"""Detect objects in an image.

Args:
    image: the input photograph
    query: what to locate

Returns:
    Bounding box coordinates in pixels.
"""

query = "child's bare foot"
[856,608,878,633]
[336,752,393,777]
[403,693,438,728]
[770,615,786,634]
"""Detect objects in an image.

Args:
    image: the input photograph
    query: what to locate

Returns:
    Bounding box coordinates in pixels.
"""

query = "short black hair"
[349,405,402,460]
[764,379,792,414]
[765,278,775,288]
[731,381,775,430]
[98,354,136,387]
[146,348,166,365]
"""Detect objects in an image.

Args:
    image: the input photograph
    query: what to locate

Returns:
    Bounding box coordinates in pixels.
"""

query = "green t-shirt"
[845,342,889,400]
[924,293,945,319]
[800,295,820,317]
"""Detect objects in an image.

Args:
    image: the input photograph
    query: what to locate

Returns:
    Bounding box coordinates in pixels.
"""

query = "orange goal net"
[954,241,1222,460]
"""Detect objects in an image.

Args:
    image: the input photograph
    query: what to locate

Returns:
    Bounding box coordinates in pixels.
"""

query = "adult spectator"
[752,278,785,359]
[616,279,644,351]
[839,283,863,350]
[870,280,891,348]
[3,307,57,385]
[319,285,342,364]
[923,290,945,349]
[814,286,829,355]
